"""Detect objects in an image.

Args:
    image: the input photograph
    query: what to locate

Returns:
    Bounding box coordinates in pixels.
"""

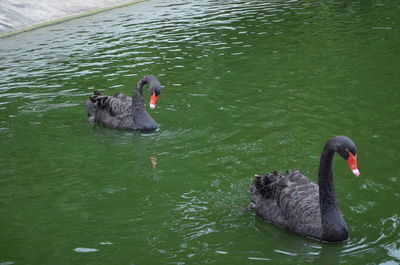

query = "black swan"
[85,75,162,132]
[249,136,360,243]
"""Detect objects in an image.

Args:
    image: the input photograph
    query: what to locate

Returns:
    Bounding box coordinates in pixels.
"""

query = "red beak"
[149,92,158,109]
[346,152,360,176]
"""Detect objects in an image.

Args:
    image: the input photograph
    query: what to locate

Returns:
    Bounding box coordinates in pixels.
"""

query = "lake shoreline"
[0,0,146,38]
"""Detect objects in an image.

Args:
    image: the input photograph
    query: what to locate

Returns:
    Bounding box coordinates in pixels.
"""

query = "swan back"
[85,91,157,131]
[250,170,323,239]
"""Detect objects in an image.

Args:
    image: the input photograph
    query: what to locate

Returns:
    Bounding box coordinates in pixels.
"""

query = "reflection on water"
[150,156,157,168]
[74,247,99,253]
[0,0,400,264]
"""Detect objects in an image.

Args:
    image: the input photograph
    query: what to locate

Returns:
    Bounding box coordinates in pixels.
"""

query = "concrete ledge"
[0,0,146,37]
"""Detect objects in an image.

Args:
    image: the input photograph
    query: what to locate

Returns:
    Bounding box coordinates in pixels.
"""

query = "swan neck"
[318,141,348,241]
[132,76,160,109]
[132,78,147,109]
[318,148,336,207]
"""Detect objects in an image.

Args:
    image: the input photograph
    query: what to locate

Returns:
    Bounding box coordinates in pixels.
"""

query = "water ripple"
[0,0,399,264]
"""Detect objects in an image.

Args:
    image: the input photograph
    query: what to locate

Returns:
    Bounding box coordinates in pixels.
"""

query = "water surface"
[1,0,399,264]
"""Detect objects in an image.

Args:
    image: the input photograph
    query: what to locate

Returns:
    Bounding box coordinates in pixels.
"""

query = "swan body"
[249,136,359,243]
[85,75,162,132]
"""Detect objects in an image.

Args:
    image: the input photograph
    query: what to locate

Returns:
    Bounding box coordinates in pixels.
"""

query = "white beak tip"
[150,104,156,109]
[352,169,360,176]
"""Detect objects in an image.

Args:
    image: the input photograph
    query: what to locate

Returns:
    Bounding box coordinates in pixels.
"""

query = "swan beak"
[346,152,360,176]
[150,92,158,109]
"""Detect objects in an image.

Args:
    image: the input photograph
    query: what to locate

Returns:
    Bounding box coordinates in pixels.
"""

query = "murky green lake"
[1,0,399,264]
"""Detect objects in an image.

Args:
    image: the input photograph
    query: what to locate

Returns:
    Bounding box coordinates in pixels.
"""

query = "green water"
[1,0,399,264]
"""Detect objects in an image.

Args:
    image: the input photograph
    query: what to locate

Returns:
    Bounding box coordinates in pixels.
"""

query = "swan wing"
[251,170,322,238]
[92,93,132,118]
[86,92,134,129]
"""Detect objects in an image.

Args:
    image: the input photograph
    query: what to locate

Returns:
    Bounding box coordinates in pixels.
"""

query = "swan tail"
[89,91,102,102]
[87,91,118,115]
[89,91,110,110]
[249,171,291,228]
[85,91,101,120]
[250,171,287,204]
[85,91,117,122]
[88,91,134,123]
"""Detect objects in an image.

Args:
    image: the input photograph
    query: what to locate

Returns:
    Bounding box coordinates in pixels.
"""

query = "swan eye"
[151,88,161,97]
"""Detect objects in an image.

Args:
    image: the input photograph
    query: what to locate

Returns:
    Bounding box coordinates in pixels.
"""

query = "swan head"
[149,86,161,109]
[137,75,163,109]
[331,136,360,176]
